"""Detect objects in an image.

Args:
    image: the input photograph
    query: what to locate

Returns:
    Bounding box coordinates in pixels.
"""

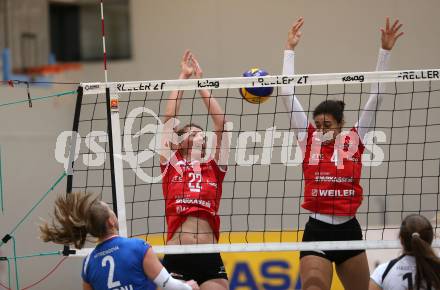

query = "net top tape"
[72,240,440,257]
[80,69,440,95]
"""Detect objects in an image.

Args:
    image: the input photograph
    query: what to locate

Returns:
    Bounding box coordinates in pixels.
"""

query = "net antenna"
[72,68,440,256]
[99,0,127,237]
[66,1,127,239]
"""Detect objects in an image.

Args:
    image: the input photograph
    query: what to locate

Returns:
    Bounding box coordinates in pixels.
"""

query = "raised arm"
[356,17,403,141]
[163,50,194,123]
[192,55,229,169]
[281,17,308,141]
[160,50,194,164]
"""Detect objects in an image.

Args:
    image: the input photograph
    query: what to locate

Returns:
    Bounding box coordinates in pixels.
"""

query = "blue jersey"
[82,236,156,290]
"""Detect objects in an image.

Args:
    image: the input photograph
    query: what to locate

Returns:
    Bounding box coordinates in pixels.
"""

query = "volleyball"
[239,68,274,104]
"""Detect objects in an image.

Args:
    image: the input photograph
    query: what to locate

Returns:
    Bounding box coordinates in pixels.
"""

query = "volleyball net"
[67,69,440,255]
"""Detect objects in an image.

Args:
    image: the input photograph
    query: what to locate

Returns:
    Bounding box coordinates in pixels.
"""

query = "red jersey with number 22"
[160,151,226,242]
[302,124,365,216]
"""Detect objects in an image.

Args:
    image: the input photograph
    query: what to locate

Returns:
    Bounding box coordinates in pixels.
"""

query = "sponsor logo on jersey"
[311,189,355,197]
[314,175,354,183]
[175,198,212,208]
[208,182,218,188]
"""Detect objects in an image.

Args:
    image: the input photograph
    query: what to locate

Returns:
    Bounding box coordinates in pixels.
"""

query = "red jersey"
[160,151,226,242]
[302,124,365,216]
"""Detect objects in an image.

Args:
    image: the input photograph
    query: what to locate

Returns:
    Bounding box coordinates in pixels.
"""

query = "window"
[49,0,131,62]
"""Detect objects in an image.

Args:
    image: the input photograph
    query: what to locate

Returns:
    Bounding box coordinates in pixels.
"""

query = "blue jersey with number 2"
[82,236,155,290]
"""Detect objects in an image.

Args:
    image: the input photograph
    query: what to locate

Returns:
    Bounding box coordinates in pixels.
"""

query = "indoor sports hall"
[0,1,439,289]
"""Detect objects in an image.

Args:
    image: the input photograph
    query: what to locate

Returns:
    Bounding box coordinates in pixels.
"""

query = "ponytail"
[410,233,440,290]
[400,214,440,290]
[40,192,102,249]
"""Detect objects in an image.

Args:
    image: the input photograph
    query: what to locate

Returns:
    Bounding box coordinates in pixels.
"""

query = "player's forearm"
[153,267,192,290]
[357,48,391,139]
[199,89,226,131]
[164,73,189,122]
[164,92,183,123]
[365,48,391,104]
[281,50,308,134]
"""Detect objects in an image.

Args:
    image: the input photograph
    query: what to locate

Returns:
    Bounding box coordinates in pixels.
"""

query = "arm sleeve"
[153,267,192,290]
[356,48,391,141]
[280,50,308,142]
[370,262,389,289]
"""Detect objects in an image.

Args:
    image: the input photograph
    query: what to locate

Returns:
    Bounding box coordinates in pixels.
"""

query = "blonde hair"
[40,192,111,249]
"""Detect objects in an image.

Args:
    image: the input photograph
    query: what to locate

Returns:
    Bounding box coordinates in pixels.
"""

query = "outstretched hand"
[381,17,404,50]
[192,55,203,78]
[179,50,204,79]
[180,50,194,79]
[286,17,304,50]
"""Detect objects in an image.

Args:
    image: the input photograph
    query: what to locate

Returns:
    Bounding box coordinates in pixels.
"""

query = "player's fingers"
[395,31,404,40]
[193,57,201,71]
[183,50,191,62]
[293,17,304,31]
[391,19,400,31]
